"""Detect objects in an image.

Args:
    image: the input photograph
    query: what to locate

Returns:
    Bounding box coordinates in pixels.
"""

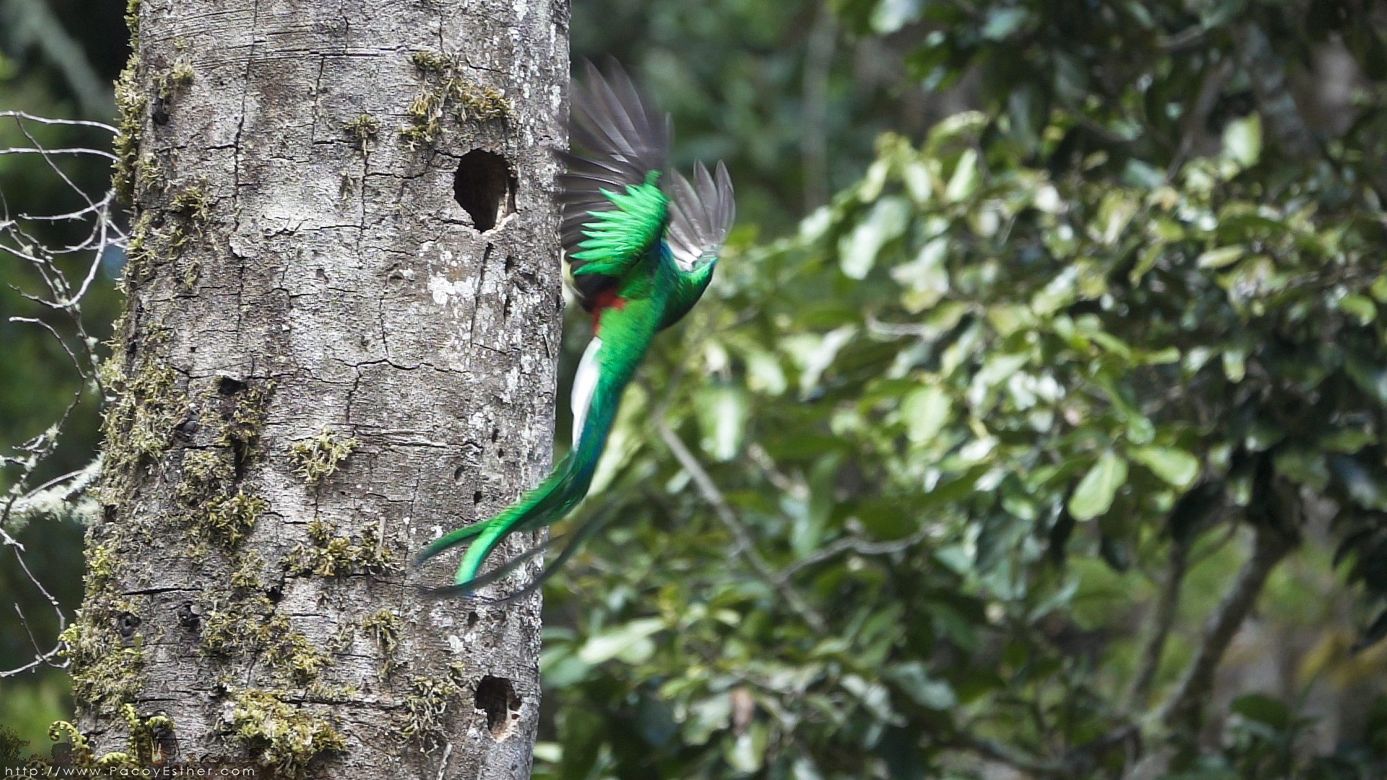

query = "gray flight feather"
[666,160,735,271]
[557,61,671,309]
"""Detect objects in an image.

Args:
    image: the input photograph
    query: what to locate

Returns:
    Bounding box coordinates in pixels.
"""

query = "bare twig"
[657,420,828,632]
[1125,537,1189,707]
[776,527,932,584]
[0,109,122,678]
[1156,524,1296,733]
[944,732,1065,777]
[800,7,837,211]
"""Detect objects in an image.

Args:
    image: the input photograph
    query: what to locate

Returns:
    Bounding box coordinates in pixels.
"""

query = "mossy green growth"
[230,549,267,591]
[59,604,145,717]
[124,0,140,39]
[194,490,265,548]
[177,449,232,503]
[222,381,274,457]
[86,543,118,592]
[400,50,512,148]
[62,465,148,717]
[46,720,95,765]
[177,381,275,557]
[360,609,401,678]
[409,50,450,73]
[67,703,178,768]
[286,520,396,577]
[112,0,145,203]
[39,717,174,770]
[288,428,357,486]
[168,182,211,225]
[112,60,146,203]
[397,665,466,752]
[200,595,330,685]
[121,181,212,285]
[154,61,194,100]
[343,114,380,152]
[97,329,186,496]
[224,689,346,778]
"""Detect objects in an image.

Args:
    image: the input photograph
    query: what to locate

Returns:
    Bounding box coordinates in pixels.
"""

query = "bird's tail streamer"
[414,360,628,598]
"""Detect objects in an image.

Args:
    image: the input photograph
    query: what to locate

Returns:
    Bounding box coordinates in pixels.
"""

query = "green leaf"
[539,646,592,689]
[871,0,921,34]
[901,385,952,446]
[944,148,979,202]
[891,236,950,313]
[1068,451,1128,521]
[783,326,857,397]
[1330,455,1387,511]
[723,722,769,772]
[683,696,731,745]
[577,618,664,665]
[1340,294,1378,324]
[839,196,910,279]
[1230,693,1290,730]
[1129,445,1199,489]
[1196,245,1245,269]
[1273,448,1329,491]
[1222,348,1247,382]
[1222,114,1262,167]
[981,7,1030,39]
[884,662,957,710]
[696,384,749,461]
[1346,355,1387,405]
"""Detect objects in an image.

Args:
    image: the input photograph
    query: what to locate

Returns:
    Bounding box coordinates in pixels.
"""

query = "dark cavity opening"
[217,376,246,396]
[474,675,522,741]
[453,150,516,232]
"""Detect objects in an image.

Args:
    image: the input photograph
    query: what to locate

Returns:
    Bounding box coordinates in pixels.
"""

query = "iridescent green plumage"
[415,62,735,599]
[570,173,667,270]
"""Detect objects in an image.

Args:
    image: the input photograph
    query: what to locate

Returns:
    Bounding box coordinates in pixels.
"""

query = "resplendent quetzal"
[416,62,735,598]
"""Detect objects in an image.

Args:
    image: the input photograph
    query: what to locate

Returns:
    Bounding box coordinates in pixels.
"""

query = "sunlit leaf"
[696,384,749,461]
[577,618,664,665]
[1068,451,1128,521]
[839,196,910,279]
[1222,114,1262,168]
[901,385,951,446]
[1130,445,1199,489]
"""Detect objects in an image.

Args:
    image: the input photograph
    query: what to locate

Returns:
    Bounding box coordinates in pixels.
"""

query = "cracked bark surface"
[80,0,568,776]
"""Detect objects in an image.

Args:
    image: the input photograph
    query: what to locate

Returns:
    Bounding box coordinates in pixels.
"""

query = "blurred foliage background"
[4,0,1387,777]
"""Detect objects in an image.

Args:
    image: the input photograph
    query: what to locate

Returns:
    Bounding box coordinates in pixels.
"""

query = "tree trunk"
[69,0,567,776]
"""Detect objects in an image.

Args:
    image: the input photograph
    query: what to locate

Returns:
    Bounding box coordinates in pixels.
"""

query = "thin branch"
[943,732,1065,777]
[1156,523,1296,733]
[0,109,122,679]
[0,147,118,159]
[800,6,836,211]
[657,420,828,632]
[776,527,932,584]
[1125,536,1189,707]
[0,110,118,134]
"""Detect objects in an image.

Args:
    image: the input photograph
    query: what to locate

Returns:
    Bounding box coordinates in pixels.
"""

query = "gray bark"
[73,0,568,777]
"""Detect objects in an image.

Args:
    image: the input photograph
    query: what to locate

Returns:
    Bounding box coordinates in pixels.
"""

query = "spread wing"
[665,161,735,271]
[558,62,670,311]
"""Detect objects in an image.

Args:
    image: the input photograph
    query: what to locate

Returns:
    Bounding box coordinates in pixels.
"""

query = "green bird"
[416,62,735,598]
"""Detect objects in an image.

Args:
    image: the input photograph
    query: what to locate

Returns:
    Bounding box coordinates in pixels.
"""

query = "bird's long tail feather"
[417,508,615,603]
[414,337,630,595]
